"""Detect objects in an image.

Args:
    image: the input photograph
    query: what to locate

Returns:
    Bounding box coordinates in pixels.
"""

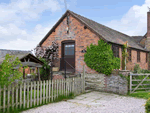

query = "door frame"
[61,40,75,70]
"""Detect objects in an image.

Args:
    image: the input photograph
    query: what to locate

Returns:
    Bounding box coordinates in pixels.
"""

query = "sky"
[0,0,149,51]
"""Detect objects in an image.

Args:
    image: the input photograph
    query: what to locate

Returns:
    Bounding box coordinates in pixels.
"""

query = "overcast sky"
[0,0,149,51]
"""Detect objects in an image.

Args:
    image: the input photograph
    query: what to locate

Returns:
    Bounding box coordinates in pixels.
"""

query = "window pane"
[65,44,74,55]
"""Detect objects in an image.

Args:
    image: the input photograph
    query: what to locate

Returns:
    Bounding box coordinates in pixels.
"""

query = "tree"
[34,41,59,80]
[84,39,120,75]
[0,54,22,87]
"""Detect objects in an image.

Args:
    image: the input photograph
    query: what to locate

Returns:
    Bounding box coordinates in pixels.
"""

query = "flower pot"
[52,67,59,72]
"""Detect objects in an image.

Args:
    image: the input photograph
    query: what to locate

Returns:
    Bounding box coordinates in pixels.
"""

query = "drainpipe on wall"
[124,42,128,70]
[146,11,150,70]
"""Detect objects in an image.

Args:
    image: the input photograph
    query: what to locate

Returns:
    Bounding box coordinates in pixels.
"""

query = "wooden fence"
[129,73,150,93]
[0,76,85,112]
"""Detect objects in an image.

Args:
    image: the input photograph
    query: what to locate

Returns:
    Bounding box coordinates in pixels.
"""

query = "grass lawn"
[128,91,150,99]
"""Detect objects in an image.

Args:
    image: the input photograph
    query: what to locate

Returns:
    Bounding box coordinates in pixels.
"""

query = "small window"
[112,44,119,58]
[137,51,140,62]
[127,49,132,61]
[146,53,148,63]
[65,44,74,55]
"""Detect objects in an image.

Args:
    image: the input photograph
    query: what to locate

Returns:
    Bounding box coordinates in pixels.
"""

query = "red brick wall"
[126,50,148,70]
[41,13,148,73]
[42,14,100,73]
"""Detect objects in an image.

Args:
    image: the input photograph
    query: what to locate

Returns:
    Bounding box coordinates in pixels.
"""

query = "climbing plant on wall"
[84,39,120,75]
[122,41,129,70]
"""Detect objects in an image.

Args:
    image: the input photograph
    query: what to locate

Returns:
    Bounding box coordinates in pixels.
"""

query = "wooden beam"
[23,67,25,79]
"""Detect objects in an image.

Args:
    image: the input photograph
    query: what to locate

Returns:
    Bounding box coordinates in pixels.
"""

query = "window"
[146,53,148,63]
[137,51,140,62]
[64,44,74,55]
[112,44,119,58]
[127,49,132,61]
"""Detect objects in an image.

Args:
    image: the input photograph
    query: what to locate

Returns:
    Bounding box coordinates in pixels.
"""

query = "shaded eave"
[19,53,44,65]
[39,10,148,52]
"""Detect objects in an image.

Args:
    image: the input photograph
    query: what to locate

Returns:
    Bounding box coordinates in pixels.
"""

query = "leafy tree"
[0,54,22,87]
[84,39,120,75]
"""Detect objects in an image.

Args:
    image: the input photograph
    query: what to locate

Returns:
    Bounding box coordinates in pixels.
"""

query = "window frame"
[146,53,148,63]
[112,44,119,58]
[127,48,132,62]
[137,51,140,62]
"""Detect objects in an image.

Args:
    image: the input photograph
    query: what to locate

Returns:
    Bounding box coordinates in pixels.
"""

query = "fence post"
[16,85,18,109]
[20,84,22,109]
[37,81,39,105]
[46,80,48,103]
[48,80,51,102]
[83,65,85,93]
[7,85,10,112]
[130,73,132,94]
[34,81,36,106]
[40,81,42,104]
[27,82,29,108]
[72,78,74,94]
[51,80,53,102]
[3,85,6,113]
[23,82,26,109]
[30,82,33,107]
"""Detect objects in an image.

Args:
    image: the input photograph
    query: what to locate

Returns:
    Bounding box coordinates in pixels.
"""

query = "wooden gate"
[129,73,150,93]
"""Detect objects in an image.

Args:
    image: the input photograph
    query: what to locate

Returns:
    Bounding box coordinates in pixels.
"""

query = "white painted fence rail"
[0,76,85,112]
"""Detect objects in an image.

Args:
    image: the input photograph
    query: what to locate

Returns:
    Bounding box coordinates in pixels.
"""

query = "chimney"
[146,11,150,50]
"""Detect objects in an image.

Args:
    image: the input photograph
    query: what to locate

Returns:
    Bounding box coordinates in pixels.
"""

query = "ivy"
[122,42,129,70]
[84,39,120,75]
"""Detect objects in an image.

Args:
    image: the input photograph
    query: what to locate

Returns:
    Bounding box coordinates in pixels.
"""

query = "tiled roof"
[39,10,147,51]
[0,53,43,65]
[0,49,31,58]
[69,10,146,51]
[131,36,144,43]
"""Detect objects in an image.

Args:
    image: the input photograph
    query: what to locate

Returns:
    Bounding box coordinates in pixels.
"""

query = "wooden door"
[61,42,75,71]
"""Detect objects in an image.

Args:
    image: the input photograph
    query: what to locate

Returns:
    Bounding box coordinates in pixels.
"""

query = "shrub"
[145,97,150,113]
[133,64,141,73]
[39,58,51,80]
[141,69,150,73]
[84,39,120,75]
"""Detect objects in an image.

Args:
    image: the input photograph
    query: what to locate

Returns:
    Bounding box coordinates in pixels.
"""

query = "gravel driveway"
[22,91,146,113]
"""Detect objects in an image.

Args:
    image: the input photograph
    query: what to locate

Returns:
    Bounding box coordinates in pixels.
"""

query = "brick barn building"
[38,10,150,73]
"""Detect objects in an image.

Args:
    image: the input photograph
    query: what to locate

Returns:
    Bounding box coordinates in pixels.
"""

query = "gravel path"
[22,91,146,113]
